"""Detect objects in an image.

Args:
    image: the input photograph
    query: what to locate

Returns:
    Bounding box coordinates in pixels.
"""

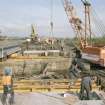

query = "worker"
[73,47,82,59]
[68,60,81,85]
[80,72,92,100]
[71,47,83,70]
[72,47,88,72]
[2,67,14,104]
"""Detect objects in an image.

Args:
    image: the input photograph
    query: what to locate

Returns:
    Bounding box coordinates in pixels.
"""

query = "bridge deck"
[0,43,21,58]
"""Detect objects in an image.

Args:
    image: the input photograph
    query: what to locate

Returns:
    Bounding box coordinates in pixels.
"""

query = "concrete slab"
[14,93,67,105]
[63,92,104,105]
[0,92,104,105]
[74,100,104,105]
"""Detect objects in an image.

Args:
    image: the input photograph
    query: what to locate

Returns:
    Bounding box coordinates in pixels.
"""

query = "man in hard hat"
[2,67,14,104]
[80,72,92,100]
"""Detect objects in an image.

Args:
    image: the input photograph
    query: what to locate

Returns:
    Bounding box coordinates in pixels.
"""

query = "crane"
[62,0,105,67]
[62,0,91,48]
[30,24,38,41]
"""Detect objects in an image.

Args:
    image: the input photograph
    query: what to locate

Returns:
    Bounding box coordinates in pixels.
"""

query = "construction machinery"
[63,0,105,67]
[30,24,38,42]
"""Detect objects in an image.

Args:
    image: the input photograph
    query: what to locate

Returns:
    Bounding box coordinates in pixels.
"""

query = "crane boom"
[30,24,38,41]
[62,0,86,48]
[62,0,93,48]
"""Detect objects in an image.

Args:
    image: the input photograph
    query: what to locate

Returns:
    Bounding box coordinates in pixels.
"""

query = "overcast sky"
[0,0,105,38]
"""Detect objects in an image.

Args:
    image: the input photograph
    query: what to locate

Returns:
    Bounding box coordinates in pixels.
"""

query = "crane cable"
[92,11,105,37]
[92,8,105,36]
[81,0,105,37]
[91,0,105,36]
[49,0,54,49]
[50,0,54,38]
